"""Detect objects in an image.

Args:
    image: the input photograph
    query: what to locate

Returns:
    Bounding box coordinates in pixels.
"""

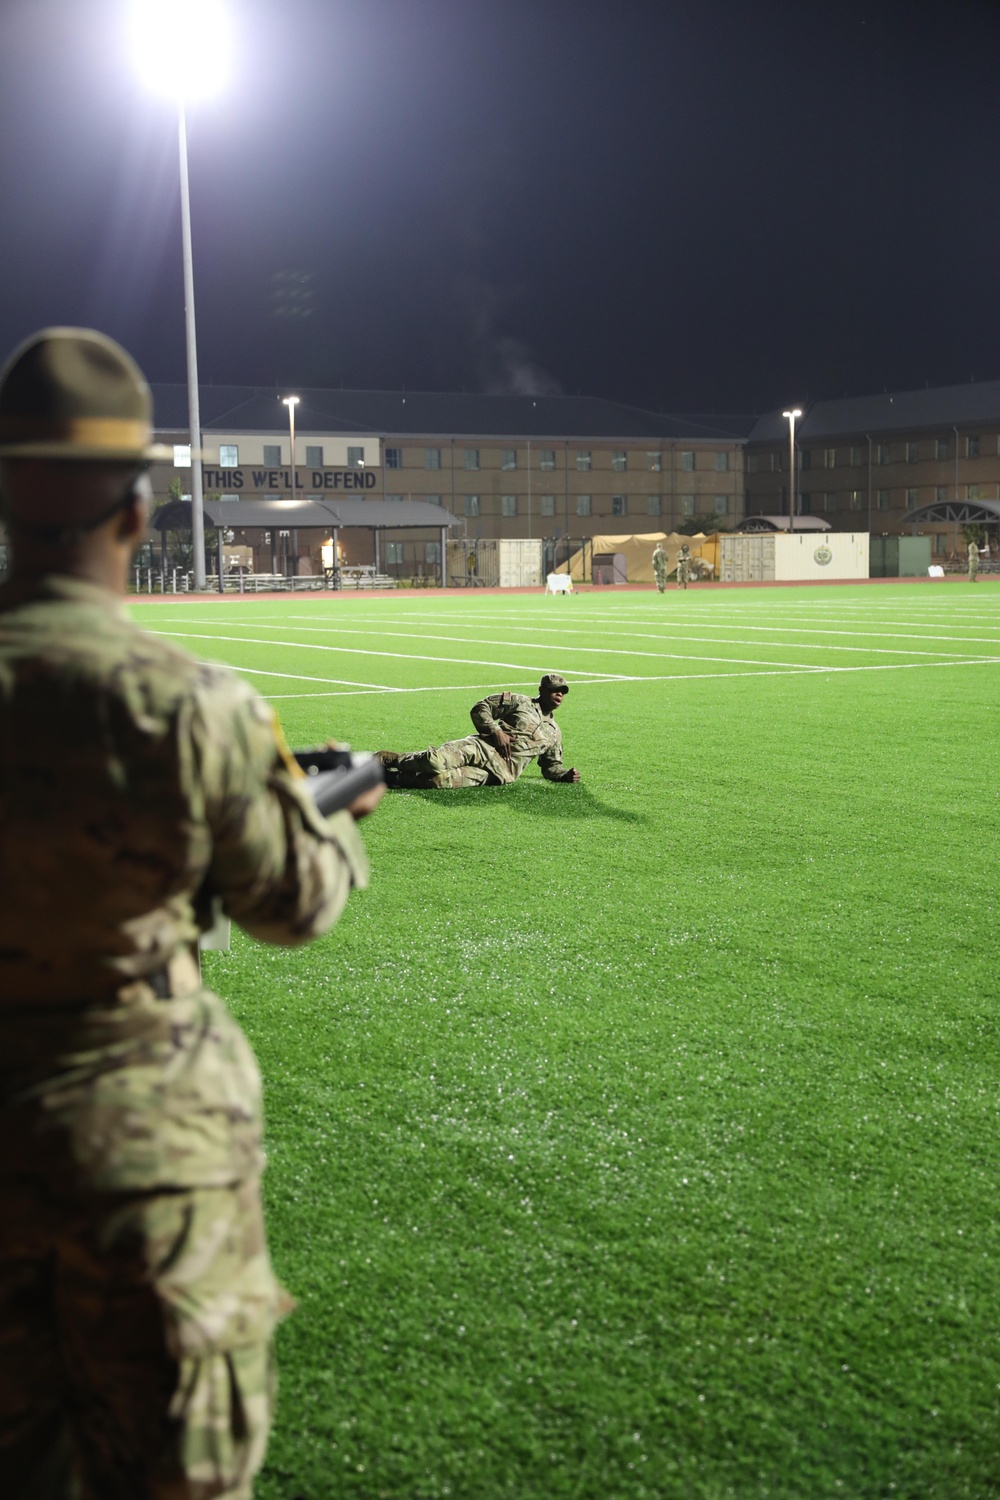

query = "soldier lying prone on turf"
[377,672,581,788]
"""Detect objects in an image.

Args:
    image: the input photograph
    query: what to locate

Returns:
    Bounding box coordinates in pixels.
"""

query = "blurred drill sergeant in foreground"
[377,674,580,788]
[651,541,668,593]
[0,329,383,1499]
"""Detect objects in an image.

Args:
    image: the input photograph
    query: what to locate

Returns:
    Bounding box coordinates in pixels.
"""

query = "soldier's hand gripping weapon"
[292,744,386,815]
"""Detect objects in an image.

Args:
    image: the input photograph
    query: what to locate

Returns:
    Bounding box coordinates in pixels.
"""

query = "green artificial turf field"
[133,583,999,1500]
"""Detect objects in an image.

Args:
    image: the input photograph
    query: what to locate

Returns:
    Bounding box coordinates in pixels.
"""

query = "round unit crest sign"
[813,545,833,566]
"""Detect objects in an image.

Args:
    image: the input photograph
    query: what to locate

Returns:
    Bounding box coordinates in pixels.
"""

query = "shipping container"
[446,537,543,587]
[870,536,932,577]
[720,532,869,582]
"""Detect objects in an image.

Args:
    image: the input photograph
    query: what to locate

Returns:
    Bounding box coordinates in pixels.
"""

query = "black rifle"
[293,746,385,816]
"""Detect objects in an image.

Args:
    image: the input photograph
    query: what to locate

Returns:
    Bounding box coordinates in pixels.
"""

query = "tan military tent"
[556,532,721,584]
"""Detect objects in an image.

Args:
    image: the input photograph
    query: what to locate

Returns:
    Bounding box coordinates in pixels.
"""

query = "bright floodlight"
[782,408,802,420]
[130,0,232,100]
[282,396,300,408]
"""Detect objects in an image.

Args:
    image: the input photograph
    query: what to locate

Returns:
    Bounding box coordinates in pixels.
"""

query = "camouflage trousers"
[676,561,691,587]
[393,735,517,789]
[0,1176,290,1500]
[653,568,667,594]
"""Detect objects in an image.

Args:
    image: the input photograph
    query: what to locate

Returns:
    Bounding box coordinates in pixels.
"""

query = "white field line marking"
[277,605,1000,645]
[276,614,1000,658]
[143,623,829,674]
[262,654,1000,700]
[143,627,635,681]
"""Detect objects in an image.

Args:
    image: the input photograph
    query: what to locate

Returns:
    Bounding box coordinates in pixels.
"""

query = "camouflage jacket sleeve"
[538,722,567,781]
[470,692,506,736]
[191,673,368,947]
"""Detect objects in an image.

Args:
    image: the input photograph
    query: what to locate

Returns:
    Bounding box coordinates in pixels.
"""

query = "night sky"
[1,0,998,415]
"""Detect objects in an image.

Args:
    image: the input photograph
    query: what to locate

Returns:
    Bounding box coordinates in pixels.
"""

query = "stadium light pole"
[130,0,232,592]
[282,395,300,577]
[782,409,802,532]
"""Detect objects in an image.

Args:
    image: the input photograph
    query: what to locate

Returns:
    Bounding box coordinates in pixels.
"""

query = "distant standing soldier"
[676,542,692,589]
[652,541,668,593]
[0,329,383,1498]
[968,538,980,582]
[378,673,580,788]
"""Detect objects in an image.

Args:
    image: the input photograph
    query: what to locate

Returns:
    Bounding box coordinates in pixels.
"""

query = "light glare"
[130,0,232,101]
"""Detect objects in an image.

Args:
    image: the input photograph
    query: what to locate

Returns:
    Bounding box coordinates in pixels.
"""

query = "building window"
[611,450,627,472]
[576,494,591,516]
[714,451,729,473]
[906,442,918,463]
[385,541,404,565]
[385,447,402,469]
[425,541,441,564]
[823,448,836,469]
[501,494,517,516]
[463,449,479,470]
[539,494,556,516]
[425,448,441,469]
[714,495,729,515]
[538,449,555,470]
[967,435,981,459]
[877,444,891,465]
[576,451,592,471]
[935,439,950,461]
[347,446,364,468]
[680,495,695,516]
[823,492,836,513]
[936,485,949,501]
[464,495,480,517]
[647,495,662,516]
[173,444,191,468]
[647,452,662,472]
[906,487,918,508]
[611,495,627,516]
[218,444,238,468]
[385,495,403,504]
[967,483,982,501]
[850,447,863,467]
[680,450,695,471]
[747,453,759,474]
[501,449,517,470]
[850,490,863,511]
[306,445,324,468]
[800,449,811,471]
[263,445,281,467]
[877,489,890,511]
[772,452,783,472]
[424,495,442,506]
[799,493,812,515]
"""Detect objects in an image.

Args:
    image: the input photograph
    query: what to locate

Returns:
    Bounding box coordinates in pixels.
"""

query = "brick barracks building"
[147,384,751,579]
[744,381,1000,558]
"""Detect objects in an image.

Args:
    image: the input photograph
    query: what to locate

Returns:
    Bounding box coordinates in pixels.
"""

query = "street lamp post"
[282,395,300,577]
[782,409,802,532]
[130,0,232,593]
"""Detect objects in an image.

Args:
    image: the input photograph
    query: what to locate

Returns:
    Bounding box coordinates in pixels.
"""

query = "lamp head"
[130,0,232,102]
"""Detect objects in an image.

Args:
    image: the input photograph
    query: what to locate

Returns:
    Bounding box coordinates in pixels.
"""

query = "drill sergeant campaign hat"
[0,327,171,532]
[539,673,570,694]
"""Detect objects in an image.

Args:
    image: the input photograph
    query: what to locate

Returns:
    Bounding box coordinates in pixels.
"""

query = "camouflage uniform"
[676,546,692,588]
[390,690,570,788]
[651,544,667,593]
[0,573,368,1499]
[968,540,979,581]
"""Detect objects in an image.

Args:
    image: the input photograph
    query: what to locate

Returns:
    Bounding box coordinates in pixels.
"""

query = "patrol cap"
[539,672,570,694]
[0,327,171,462]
